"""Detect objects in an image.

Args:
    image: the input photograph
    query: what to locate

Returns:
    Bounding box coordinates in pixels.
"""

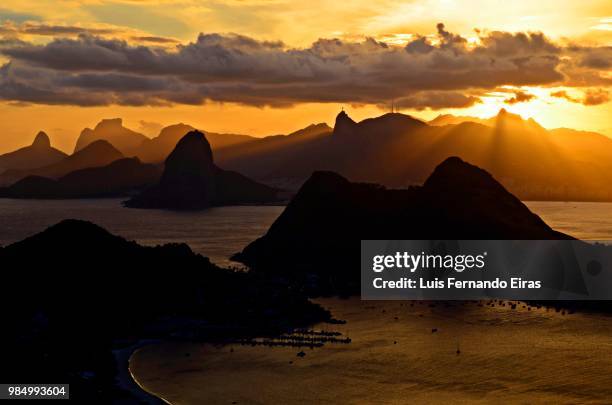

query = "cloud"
[551,88,610,106]
[578,47,612,69]
[390,91,482,110]
[504,90,535,105]
[0,24,608,108]
[131,35,179,44]
[583,89,610,106]
[550,90,579,103]
[0,21,179,47]
[5,23,117,36]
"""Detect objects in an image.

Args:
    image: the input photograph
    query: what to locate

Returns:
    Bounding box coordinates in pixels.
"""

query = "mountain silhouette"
[428,114,488,126]
[333,110,358,136]
[0,140,124,186]
[126,130,280,209]
[0,219,327,401]
[214,123,332,188]
[333,111,426,137]
[0,158,161,198]
[217,112,427,187]
[218,109,612,201]
[0,131,67,171]
[137,123,257,163]
[74,118,148,156]
[233,157,570,294]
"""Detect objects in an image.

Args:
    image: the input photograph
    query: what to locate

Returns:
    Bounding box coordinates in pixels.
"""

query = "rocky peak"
[164,130,214,171]
[333,110,357,136]
[126,130,279,210]
[154,130,217,208]
[423,156,505,193]
[32,131,51,148]
[94,118,124,131]
[157,123,196,140]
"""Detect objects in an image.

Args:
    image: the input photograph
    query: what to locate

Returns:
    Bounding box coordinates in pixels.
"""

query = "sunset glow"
[0,0,611,153]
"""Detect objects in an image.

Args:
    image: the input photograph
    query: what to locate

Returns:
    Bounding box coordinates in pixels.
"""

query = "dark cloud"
[583,89,610,106]
[0,22,178,46]
[557,45,612,88]
[0,24,608,108]
[504,90,535,105]
[16,23,117,36]
[571,45,612,69]
[131,36,179,44]
[0,62,174,106]
[550,88,610,106]
[405,36,433,54]
[550,90,579,103]
[475,30,560,57]
[391,91,482,110]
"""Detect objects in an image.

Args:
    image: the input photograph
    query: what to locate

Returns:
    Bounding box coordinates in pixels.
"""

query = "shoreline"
[113,340,166,404]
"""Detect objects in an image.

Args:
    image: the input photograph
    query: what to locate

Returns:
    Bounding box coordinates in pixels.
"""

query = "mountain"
[125,130,281,210]
[0,140,124,186]
[216,112,429,187]
[333,111,426,137]
[233,157,570,294]
[429,114,488,126]
[0,131,67,171]
[0,158,162,198]
[136,123,257,163]
[219,109,612,201]
[74,118,148,156]
[215,122,332,184]
[0,219,327,400]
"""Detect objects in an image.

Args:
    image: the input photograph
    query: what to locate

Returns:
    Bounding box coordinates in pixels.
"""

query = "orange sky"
[0,0,611,153]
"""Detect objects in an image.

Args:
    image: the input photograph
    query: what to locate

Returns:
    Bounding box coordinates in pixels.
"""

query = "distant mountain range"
[0,158,161,199]
[217,109,612,201]
[74,118,260,162]
[2,110,612,201]
[0,140,124,186]
[75,118,149,156]
[428,114,489,126]
[136,123,257,163]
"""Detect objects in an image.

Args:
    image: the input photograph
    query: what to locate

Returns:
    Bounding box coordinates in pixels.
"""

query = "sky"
[0,0,611,153]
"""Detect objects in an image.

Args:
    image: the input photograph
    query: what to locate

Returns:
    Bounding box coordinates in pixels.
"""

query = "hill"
[0,131,67,171]
[0,158,162,198]
[233,157,570,294]
[0,219,327,401]
[0,140,124,186]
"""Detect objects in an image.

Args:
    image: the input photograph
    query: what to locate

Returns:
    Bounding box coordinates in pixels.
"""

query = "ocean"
[0,198,283,267]
[1,200,612,267]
